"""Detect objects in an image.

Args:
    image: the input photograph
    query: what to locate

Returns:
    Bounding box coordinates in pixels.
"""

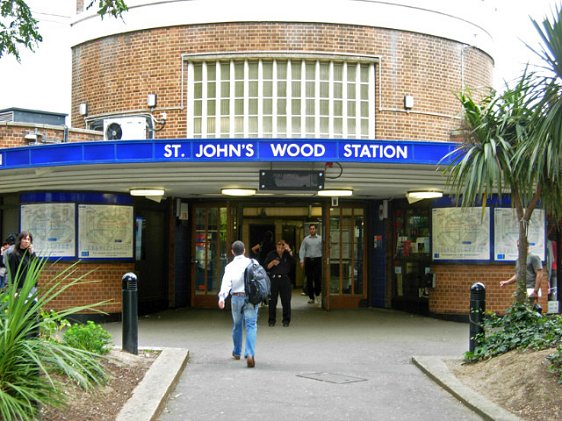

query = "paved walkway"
[103,294,483,421]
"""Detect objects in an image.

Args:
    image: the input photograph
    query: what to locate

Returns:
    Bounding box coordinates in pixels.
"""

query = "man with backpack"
[218,240,259,368]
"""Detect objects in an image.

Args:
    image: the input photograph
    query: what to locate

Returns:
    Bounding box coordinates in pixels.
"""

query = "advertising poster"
[78,205,133,258]
[21,203,76,257]
[432,207,490,260]
[494,208,545,261]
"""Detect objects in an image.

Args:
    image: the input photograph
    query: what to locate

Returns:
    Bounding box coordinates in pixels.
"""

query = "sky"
[0,0,560,120]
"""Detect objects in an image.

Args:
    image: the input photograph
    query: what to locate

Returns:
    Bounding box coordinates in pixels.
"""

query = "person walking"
[264,240,295,327]
[299,224,322,304]
[217,240,259,368]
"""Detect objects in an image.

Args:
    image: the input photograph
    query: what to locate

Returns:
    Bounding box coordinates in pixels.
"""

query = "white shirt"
[218,254,251,301]
[299,234,322,260]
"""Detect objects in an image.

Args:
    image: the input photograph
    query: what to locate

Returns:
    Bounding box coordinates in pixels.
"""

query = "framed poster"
[20,203,76,257]
[78,204,133,259]
[432,207,490,261]
[494,208,545,261]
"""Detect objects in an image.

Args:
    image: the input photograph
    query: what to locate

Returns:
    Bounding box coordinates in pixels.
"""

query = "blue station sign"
[0,138,458,169]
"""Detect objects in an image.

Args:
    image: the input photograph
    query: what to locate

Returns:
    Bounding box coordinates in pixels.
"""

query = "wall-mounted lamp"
[130,188,165,197]
[404,95,414,110]
[79,103,88,116]
[24,128,42,142]
[147,93,157,109]
[406,190,442,204]
[317,189,353,197]
[221,188,257,197]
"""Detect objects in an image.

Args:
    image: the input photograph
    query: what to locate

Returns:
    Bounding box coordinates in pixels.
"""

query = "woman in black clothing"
[6,231,37,289]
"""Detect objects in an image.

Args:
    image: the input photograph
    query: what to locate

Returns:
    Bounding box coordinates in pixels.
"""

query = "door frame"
[324,203,368,310]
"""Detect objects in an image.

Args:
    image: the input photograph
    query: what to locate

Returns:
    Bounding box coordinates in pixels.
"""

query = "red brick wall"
[0,122,102,148]
[71,22,493,142]
[430,264,550,316]
[39,262,135,314]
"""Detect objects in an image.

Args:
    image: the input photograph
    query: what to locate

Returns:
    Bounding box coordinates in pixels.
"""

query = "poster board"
[20,203,76,257]
[432,207,490,260]
[78,204,133,258]
[494,208,545,261]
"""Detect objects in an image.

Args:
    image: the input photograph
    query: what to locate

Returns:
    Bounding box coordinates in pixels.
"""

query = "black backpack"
[244,258,271,305]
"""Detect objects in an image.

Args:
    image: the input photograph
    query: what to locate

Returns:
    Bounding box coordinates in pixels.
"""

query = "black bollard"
[469,282,486,353]
[122,272,138,355]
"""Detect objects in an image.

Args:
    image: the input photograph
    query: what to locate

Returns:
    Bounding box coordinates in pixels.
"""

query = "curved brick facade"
[65,8,500,317]
[71,22,493,142]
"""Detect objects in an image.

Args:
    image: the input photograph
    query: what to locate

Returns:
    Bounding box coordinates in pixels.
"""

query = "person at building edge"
[299,224,322,304]
[217,240,259,368]
[500,242,548,308]
[264,239,295,327]
[6,231,37,290]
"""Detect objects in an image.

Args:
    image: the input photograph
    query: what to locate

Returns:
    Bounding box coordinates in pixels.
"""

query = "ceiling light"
[406,190,443,204]
[221,188,257,196]
[130,188,165,196]
[317,189,353,197]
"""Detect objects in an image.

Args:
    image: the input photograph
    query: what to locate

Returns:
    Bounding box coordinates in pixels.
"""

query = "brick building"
[0,0,554,319]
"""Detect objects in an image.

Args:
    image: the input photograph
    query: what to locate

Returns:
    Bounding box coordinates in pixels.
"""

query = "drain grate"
[296,372,367,384]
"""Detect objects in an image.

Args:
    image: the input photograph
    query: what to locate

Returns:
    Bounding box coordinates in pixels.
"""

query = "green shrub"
[64,320,113,355]
[465,303,562,382]
[0,258,111,420]
[547,345,562,383]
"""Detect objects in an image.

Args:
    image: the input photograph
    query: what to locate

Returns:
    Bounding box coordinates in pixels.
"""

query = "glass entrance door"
[327,205,367,309]
[192,205,232,307]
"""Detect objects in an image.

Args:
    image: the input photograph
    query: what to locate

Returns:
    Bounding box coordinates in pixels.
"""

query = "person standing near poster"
[299,224,322,304]
[6,231,37,290]
[500,242,546,307]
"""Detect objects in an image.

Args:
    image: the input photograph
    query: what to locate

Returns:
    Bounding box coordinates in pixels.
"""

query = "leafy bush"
[40,309,70,340]
[0,258,111,420]
[64,320,113,355]
[465,303,562,382]
[547,345,562,383]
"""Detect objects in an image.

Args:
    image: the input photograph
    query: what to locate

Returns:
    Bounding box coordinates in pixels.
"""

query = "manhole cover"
[296,372,367,384]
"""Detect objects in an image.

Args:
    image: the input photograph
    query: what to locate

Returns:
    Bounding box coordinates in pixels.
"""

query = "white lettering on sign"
[194,143,255,158]
[163,144,185,158]
[342,144,408,159]
[269,143,326,157]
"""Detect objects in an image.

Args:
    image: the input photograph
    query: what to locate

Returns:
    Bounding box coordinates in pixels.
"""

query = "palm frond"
[0,258,110,419]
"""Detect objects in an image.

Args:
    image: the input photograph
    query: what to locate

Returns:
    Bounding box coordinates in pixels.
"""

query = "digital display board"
[259,170,325,191]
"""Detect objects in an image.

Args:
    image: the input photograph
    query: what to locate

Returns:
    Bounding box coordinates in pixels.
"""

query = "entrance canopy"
[0,138,458,199]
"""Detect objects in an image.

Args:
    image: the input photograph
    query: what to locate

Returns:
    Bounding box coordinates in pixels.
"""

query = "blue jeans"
[230,295,258,358]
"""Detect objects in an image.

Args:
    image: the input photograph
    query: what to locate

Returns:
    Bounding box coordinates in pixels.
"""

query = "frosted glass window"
[188,58,374,138]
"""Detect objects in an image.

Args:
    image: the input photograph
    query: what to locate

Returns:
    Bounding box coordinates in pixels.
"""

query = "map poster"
[78,205,133,259]
[21,203,76,257]
[432,207,490,261]
[494,208,545,261]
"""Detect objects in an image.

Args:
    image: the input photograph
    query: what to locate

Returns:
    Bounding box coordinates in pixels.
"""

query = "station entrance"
[190,202,368,309]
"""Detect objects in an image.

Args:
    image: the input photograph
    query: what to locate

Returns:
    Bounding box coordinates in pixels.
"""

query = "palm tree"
[443,74,537,304]
[443,4,562,305]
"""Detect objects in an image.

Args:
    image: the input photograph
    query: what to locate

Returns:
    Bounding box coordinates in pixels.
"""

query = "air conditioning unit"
[103,116,147,140]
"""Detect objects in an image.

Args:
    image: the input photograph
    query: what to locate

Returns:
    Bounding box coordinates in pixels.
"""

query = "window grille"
[188,58,375,139]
